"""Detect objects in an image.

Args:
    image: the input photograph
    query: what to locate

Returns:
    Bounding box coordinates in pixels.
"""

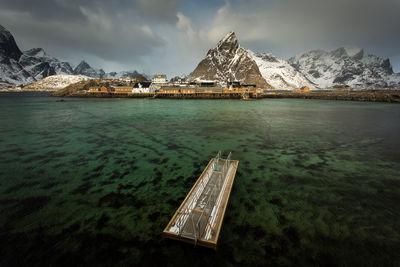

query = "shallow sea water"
[0,92,399,266]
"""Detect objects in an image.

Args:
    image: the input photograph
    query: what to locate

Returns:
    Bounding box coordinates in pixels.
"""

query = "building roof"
[113,86,133,89]
[195,87,223,92]
[133,82,152,88]
[159,86,223,92]
[154,74,167,79]
[241,84,256,88]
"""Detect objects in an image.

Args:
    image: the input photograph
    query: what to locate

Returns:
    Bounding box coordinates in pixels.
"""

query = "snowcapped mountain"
[249,51,315,90]
[2,23,400,90]
[0,25,75,88]
[189,32,400,90]
[188,32,272,88]
[289,47,400,89]
[19,48,74,80]
[0,25,147,88]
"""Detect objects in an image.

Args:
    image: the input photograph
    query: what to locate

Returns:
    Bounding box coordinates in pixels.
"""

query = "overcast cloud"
[1,0,399,77]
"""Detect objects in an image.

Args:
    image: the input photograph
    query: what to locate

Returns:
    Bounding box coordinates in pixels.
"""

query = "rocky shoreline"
[261,90,400,103]
[53,90,400,103]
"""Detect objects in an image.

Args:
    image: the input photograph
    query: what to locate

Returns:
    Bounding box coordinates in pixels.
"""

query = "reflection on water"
[0,92,399,266]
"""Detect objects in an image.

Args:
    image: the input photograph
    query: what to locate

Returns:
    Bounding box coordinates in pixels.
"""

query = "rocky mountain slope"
[20,48,74,80]
[73,60,105,78]
[249,51,315,90]
[0,25,22,60]
[289,47,400,89]
[188,32,272,88]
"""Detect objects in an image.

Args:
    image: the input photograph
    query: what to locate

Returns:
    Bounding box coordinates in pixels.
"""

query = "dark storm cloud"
[0,0,87,22]
[275,0,400,48]
[0,0,179,24]
[0,0,399,74]
[0,0,178,69]
[184,0,400,64]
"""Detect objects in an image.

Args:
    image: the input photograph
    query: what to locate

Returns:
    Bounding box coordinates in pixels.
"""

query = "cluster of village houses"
[87,74,265,94]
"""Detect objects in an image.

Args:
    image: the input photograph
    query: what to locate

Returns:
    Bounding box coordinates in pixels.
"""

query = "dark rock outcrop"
[74,60,105,78]
[0,25,22,61]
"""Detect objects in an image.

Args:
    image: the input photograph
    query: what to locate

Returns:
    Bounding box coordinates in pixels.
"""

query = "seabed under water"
[0,92,399,266]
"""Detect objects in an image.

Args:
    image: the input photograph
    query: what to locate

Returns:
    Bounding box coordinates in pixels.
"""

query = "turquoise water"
[0,92,399,266]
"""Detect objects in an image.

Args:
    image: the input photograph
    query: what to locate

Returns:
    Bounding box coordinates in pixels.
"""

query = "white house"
[132,82,150,93]
[152,74,167,84]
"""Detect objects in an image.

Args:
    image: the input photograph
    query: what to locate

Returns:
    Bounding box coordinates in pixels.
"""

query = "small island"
[49,75,400,103]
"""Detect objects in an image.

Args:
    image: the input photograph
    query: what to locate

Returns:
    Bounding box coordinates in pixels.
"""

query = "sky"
[1,0,399,78]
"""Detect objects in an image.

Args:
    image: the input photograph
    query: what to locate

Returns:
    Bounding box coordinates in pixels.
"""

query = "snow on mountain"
[2,24,399,90]
[289,47,400,89]
[0,25,145,88]
[19,48,74,81]
[0,24,78,88]
[22,74,91,91]
[188,32,272,88]
[249,50,315,90]
[0,57,35,87]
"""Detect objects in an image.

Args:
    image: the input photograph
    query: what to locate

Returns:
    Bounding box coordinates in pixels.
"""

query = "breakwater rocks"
[262,90,400,103]
[59,92,245,99]
[56,90,400,103]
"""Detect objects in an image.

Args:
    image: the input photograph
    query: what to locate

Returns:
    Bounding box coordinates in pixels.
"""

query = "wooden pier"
[163,152,239,249]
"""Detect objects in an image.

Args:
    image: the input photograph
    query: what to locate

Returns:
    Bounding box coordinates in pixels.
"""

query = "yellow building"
[296,86,310,93]
[88,87,108,93]
[159,87,196,94]
[114,87,133,93]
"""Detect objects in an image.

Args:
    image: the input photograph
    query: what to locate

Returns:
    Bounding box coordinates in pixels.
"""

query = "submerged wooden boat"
[163,152,239,249]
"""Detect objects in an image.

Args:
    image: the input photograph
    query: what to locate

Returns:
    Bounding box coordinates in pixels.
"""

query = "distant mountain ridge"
[73,60,105,78]
[1,25,399,90]
[289,47,400,89]
[189,32,400,90]
[0,25,147,88]
[72,60,147,79]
